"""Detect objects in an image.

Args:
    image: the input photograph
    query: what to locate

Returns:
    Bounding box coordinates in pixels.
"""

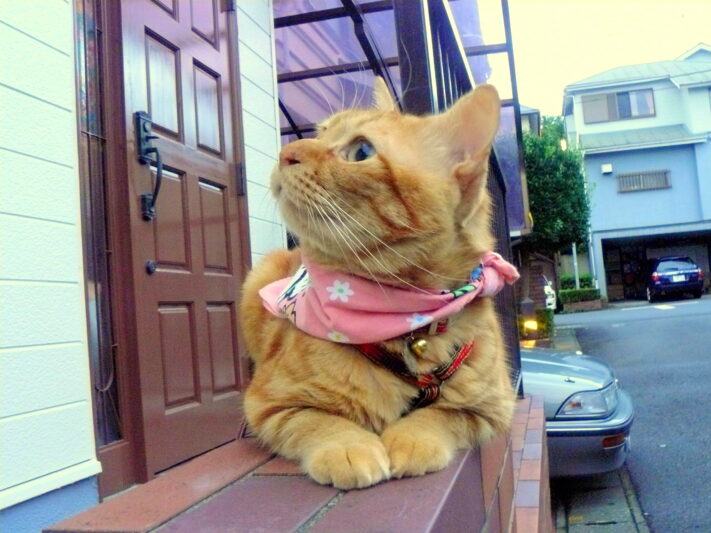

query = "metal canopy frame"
[276,0,520,138]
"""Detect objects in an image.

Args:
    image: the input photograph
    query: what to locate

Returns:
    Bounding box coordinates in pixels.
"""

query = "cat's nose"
[279,143,303,168]
[278,139,322,169]
[279,149,300,167]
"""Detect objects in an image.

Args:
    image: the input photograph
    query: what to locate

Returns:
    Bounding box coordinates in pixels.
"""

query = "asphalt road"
[556,295,711,533]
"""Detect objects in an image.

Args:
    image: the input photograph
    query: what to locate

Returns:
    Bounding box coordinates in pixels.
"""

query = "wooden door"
[121,0,250,475]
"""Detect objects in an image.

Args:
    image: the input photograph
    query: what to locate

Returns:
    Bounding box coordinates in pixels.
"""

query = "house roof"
[519,104,539,115]
[676,42,711,61]
[578,124,708,154]
[566,60,711,92]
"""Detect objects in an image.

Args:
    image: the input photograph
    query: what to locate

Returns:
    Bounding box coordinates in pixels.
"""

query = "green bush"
[560,273,594,290]
[535,308,554,338]
[559,288,600,304]
[580,274,594,288]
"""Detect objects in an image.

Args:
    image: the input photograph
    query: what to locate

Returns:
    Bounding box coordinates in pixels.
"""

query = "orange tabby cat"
[240,79,515,490]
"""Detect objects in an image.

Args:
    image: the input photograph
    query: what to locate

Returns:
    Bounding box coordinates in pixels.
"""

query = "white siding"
[236,0,286,265]
[0,0,100,509]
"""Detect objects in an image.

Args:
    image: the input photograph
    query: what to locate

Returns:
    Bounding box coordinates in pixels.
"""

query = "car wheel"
[646,287,656,303]
[693,289,703,299]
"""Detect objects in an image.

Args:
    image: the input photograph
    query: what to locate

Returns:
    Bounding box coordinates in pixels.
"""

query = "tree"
[523,116,589,255]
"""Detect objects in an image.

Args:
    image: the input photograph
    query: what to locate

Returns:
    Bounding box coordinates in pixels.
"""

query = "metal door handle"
[135,111,163,221]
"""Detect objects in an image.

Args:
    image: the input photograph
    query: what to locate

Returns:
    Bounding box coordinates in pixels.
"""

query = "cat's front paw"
[382,426,454,478]
[304,437,391,490]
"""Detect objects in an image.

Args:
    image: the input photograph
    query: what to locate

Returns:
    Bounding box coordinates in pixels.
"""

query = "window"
[582,89,655,123]
[656,257,697,273]
[617,169,670,192]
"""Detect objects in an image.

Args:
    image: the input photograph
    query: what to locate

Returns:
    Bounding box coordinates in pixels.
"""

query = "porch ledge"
[47,397,551,533]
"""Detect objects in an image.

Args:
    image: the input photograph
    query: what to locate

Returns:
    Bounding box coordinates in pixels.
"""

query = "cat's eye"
[344,139,376,162]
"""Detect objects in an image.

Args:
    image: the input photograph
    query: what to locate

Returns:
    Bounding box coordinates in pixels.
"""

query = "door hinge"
[222,0,236,12]
[236,162,246,196]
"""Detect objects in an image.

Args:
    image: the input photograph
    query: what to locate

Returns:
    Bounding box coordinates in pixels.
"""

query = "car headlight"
[556,381,619,419]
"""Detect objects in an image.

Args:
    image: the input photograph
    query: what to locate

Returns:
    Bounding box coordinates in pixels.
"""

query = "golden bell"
[409,337,429,356]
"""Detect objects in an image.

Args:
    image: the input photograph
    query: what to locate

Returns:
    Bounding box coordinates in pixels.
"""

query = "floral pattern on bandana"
[326,280,354,302]
[259,251,520,344]
[327,331,350,343]
[406,313,434,330]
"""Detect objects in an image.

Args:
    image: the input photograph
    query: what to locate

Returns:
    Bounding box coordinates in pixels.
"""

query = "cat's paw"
[382,426,454,478]
[304,437,391,490]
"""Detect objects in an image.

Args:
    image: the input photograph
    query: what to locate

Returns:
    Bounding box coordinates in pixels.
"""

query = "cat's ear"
[372,77,397,112]
[437,84,500,163]
[434,84,500,224]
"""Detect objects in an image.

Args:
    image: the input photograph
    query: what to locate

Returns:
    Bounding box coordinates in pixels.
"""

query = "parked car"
[645,256,705,302]
[521,347,634,477]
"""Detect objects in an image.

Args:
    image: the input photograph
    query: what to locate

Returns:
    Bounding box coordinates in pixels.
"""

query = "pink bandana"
[259,251,519,344]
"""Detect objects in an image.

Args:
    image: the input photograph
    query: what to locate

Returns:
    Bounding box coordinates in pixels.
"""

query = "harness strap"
[355,342,474,409]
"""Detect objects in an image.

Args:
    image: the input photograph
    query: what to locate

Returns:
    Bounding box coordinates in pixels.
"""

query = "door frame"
[74,0,252,498]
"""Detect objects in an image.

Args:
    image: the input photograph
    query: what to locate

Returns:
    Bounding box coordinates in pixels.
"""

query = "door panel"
[194,64,222,153]
[154,169,191,268]
[145,32,182,136]
[199,179,230,271]
[121,0,248,475]
[190,0,219,47]
[206,304,239,393]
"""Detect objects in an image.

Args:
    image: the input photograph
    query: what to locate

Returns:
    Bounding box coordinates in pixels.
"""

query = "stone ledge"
[47,398,552,533]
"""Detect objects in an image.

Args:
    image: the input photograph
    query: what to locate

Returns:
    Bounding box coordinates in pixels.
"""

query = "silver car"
[521,347,634,477]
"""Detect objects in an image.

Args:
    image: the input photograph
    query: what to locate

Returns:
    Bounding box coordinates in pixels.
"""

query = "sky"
[497,0,711,116]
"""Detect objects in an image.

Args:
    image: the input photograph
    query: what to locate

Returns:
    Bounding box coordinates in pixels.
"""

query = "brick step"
[47,398,551,533]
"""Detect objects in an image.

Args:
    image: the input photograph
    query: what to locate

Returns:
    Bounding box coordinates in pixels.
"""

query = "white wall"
[559,252,592,277]
[0,0,100,509]
[236,0,287,265]
[683,86,711,134]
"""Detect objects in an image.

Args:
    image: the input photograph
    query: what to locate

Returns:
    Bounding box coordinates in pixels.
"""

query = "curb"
[620,467,651,533]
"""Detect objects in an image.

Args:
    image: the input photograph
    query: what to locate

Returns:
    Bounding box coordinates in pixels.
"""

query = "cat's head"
[271,78,500,289]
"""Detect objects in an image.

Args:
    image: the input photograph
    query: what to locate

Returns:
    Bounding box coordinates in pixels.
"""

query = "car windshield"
[657,259,696,272]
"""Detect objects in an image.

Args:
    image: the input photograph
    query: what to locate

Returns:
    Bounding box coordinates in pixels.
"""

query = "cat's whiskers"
[308,199,340,259]
[312,77,336,117]
[313,202,382,287]
[398,33,414,102]
[317,199,432,295]
[313,203,351,265]
[303,201,319,244]
[354,64,367,109]
[313,188,464,284]
[316,203,400,300]
[325,64,347,112]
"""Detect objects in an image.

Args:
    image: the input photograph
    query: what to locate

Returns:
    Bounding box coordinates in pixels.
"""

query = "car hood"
[521,347,615,419]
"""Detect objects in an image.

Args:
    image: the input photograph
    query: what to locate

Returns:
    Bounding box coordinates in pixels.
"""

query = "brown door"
[120,0,250,475]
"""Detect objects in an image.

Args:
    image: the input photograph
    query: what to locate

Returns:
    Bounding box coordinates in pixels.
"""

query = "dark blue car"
[646,256,705,302]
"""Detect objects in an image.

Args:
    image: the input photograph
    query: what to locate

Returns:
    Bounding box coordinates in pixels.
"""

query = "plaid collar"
[355,342,474,409]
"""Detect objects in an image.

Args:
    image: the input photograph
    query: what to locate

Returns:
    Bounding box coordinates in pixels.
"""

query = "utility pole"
[572,242,580,289]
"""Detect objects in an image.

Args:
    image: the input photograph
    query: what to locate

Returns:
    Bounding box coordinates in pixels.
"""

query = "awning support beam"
[274,0,392,29]
[278,99,304,140]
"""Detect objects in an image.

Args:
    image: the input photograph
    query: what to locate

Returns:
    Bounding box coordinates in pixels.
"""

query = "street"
[556,295,711,533]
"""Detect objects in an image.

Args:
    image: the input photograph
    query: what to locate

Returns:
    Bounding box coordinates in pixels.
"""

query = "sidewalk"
[546,327,650,533]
